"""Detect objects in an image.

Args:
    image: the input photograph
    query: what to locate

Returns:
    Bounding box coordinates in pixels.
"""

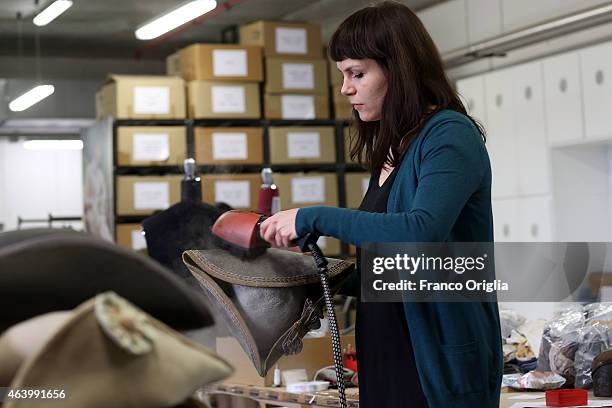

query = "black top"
[356,167,429,408]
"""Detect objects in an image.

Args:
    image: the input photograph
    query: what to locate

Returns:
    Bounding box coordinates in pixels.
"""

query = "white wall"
[0,139,83,232]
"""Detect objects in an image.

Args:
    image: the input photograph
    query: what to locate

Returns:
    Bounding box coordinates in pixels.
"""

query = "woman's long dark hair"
[329,0,486,171]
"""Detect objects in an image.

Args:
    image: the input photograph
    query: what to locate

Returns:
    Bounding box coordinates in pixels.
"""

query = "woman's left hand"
[260,208,299,248]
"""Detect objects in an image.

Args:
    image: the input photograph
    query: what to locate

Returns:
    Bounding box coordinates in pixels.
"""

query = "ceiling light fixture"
[23,140,83,151]
[135,0,217,40]
[33,0,73,27]
[9,85,55,112]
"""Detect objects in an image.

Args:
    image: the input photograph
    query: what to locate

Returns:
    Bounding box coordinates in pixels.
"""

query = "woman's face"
[337,58,387,122]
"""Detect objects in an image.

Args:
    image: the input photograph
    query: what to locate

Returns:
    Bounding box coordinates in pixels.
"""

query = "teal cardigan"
[296,110,503,407]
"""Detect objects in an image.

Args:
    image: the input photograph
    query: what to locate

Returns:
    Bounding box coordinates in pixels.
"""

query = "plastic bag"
[536,306,584,385]
[502,371,566,390]
[574,303,612,388]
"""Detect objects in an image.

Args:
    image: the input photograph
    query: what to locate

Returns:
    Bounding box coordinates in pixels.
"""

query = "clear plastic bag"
[536,306,584,385]
[574,303,612,388]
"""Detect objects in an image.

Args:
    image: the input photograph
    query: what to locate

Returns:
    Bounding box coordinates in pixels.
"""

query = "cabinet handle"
[531,224,539,238]
[496,94,503,107]
[559,78,567,93]
[596,69,604,85]
[525,86,532,100]
[503,224,510,237]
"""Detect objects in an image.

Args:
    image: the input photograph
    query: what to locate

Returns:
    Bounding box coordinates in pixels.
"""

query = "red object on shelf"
[545,389,588,407]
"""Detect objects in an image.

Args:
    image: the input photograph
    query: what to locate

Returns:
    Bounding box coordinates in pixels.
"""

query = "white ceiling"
[0,0,444,59]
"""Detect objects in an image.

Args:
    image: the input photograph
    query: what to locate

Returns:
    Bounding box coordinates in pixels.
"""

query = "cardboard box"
[195,127,263,165]
[171,44,263,82]
[216,334,355,386]
[269,126,336,164]
[329,58,343,86]
[96,75,186,120]
[240,20,322,58]
[345,172,370,209]
[274,172,338,208]
[188,81,261,119]
[264,93,329,120]
[166,51,181,77]
[348,244,357,257]
[201,173,260,210]
[116,126,187,166]
[115,223,147,252]
[116,175,182,216]
[265,57,328,94]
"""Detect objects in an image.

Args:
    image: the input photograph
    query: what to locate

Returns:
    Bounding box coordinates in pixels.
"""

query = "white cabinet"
[466,0,502,43]
[417,0,468,53]
[518,195,553,242]
[493,198,519,242]
[484,69,518,199]
[456,75,487,126]
[493,196,552,242]
[542,51,584,144]
[580,41,612,139]
[512,62,550,196]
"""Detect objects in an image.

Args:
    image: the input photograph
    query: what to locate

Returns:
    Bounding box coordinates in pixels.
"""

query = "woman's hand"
[260,208,299,248]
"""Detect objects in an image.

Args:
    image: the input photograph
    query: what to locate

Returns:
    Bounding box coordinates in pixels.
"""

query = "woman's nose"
[341,80,356,96]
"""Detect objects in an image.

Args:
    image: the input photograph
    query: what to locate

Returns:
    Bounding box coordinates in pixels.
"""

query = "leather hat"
[0,228,213,333]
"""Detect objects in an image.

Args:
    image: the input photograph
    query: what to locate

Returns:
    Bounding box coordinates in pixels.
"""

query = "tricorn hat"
[183,248,354,376]
[0,228,213,333]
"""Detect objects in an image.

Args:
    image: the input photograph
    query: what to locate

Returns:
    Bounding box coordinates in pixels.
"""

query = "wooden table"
[203,383,360,408]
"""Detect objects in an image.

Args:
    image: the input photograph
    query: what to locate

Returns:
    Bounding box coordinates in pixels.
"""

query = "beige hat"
[0,292,232,408]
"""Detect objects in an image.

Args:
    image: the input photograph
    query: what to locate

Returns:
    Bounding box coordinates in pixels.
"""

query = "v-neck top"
[355,166,428,408]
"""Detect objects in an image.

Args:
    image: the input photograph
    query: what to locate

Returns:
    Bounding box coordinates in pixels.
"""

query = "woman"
[260,2,503,407]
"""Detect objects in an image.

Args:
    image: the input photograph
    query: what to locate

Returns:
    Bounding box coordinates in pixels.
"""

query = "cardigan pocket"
[439,340,487,395]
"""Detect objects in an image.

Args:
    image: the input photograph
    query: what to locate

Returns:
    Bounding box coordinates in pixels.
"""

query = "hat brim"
[0,229,214,333]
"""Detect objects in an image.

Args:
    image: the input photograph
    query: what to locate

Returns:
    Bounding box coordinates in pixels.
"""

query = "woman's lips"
[352,103,364,111]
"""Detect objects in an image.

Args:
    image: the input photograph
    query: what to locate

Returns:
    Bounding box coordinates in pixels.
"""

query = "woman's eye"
[353,73,364,79]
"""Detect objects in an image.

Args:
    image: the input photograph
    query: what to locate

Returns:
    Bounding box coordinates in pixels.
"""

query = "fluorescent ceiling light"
[33,0,73,27]
[9,85,55,112]
[135,0,217,40]
[23,140,83,151]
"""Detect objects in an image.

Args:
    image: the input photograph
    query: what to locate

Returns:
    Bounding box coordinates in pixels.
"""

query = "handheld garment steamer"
[211,210,348,408]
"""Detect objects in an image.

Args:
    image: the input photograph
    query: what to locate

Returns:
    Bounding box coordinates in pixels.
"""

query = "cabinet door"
[518,195,553,242]
[579,40,612,139]
[456,75,487,127]
[493,198,519,242]
[543,51,584,144]
[484,69,519,199]
[512,62,550,196]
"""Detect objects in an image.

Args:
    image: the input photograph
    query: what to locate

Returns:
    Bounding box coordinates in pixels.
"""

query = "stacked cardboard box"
[116,126,187,167]
[240,21,329,120]
[167,43,264,119]
[96,75,186,120]
[195,127,264,166]
[115,175,183,216]
[200,173,261,211]
[115,223,147,252]
[268,126,336,165]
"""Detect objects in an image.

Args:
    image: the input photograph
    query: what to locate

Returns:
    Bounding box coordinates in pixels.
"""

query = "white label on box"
[275,27,308,54]
[133,86,170,114]
[133,182,170,210]
[362,177,369,197]
[132,133,170,161]
[287,132,320,158]
[291,177,325,203]
[213,49,248,77]
[316,236,327,249]
[214,180,250,208]
[211,86,246,113]
[131,229,147,251]
[282,63,315,89]
[281,95,315,119]
[212,132,248,160]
